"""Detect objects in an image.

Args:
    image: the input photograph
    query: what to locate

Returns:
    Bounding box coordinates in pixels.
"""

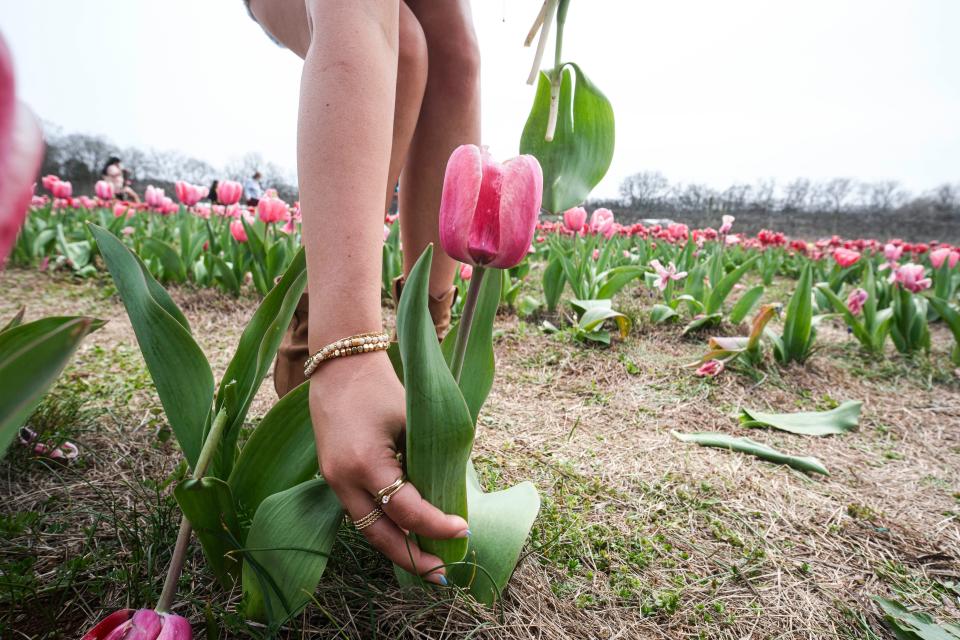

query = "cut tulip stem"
[156,406,229,613]
[450,266,487,383]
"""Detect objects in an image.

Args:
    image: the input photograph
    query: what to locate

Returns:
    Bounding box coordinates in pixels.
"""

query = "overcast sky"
[2,0,958,197]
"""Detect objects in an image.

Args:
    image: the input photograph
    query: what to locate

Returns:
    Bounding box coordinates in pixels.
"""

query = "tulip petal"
[81,609,135,640]
[157,614,193,639]
[0,35,43,266]
[438,144,482,265]
[486,154,542,269]
[124,609,164,640]
[466,156,504,265]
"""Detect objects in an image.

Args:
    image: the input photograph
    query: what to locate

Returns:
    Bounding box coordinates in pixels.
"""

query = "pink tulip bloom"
[649,259,687,291]
[145,185,165,208]
[230,219,248,243]
[846,288,868,316]
[113,202,128,218]
[281,218,296,235]
[438,144,542,269]
[884,243,903,262]
[695,360,724,377]
[257,196,288,224]
[383,224,390,242]
[562,206,587,233]
[832,248,861,268]
[175,181,203,206]
[718,214,734,235]
[930,247,959,270]
[52,180,72,199]
[95,180,114,200]
[589,208,614,237]
[592,248,600,261]
[217,180,243,206]
[893,263,931,293]
[459,263,473,280]
[121,226,135,236]
[81,608,191,640]
[41,174,60,192]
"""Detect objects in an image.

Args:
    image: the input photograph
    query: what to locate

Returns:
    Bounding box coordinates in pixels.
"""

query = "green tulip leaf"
[397,245,473,564]
[671,431,829,475]
[873,596,960,640]
[174,477,242,588]
[445,462,540,605]
[650,304,679,324]
[142,238,186,282]
[927,297,960,366]
[739,401,861,436]
[596,265,646,300]
[682,313,723,335]
[1,307,25,333]
[729,285,765,325]
[542,255,566,312]
[520,63,615,213]
[228,382,318,519]
[213,249,307,477]
[440,267,501,424]
[242,478,342,624]
[0,316,102,458]
[705,254,760,315]
[90,224,213,469]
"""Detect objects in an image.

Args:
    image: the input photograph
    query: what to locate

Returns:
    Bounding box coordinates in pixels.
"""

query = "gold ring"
[375,475,407,506]
[352,506,383,531]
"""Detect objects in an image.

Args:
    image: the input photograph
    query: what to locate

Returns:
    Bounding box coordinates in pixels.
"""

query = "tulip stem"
[156,407,229,613]
[450,266,486,383]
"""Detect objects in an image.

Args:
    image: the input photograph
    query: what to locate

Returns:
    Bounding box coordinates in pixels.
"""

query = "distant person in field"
[243,171,263,205]
[207,180,219,202]
[121,168,140,203]
[246,0,478,585]
[100,157,140,202]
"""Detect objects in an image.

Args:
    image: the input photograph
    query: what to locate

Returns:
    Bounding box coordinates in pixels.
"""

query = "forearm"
[297,3,399,351]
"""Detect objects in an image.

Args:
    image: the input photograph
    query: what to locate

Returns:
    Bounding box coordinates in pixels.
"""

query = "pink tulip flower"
[884,243,903,262]
[592,248,600,261]
[589,208,614,237]
[562,206,587,233]
[175,181,203,206]
[230,219,248,243]
[460,263,473,280]
[649,259,687,291]
[695,360,724,377]
[113,202,128,218]
[121,226,135,236]
[719,215,734,235]
[145,185,165,208]
[846,288,868,316]
[217,180,243,206]
[0,34,43,266]
[81,608,191,640]
[438,144,542,269]
[832,248,861,268]
[257,196,288,224]
[52,180,72,199]
[930,247,959,270]
[41,174,60,192]
[893,263,931,293]
[95,179,114,200]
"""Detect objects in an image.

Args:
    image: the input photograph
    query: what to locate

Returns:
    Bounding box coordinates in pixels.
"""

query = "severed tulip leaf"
[671,431,829,475]
[445,462,540,605]
[90,224,213,469]
[212,249,306,477]
[397,245,474,564]
[520,64,615,213]
[873,596,960,639]
[228,382,317,520]
[441,267,501,424]
[174,477,242,588]
[0,316,102,458]
[739,401,861,436]
[242,478,342,624]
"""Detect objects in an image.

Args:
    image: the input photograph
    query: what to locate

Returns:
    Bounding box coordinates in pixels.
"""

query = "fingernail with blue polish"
[438,574,449,586]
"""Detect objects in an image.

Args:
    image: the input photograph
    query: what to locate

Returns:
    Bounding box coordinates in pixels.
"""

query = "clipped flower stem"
[526,0,558,86]
[450,266,487,382]
[544,0,570,141]
[156,406,229,613]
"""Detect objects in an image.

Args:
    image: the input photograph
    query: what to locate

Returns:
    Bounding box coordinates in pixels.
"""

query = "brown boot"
[392,275,458,340]
[273,291,310,398]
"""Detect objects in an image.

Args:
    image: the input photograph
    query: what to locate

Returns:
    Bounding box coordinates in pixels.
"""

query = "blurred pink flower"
[846,288,868,315]
[257,196,288,224]
[930,247,959,270]
[832,248,861,268]
[95,180,114,200]
[52,180,72,199]
[113,202,128,218]
[217,180,243,206]
[145,185,164,208]
[649,259,687,291]
[230,219,247,243]
[80,608,191,640]
[41,174,60,192]
[893,263,931,293]
[121,226,135,236]
[695,360,724,377]
[719,214,734,235]
[459,263,473,280]
[589,208,615,238]
[562,206,587,233]
[175,181,204,206]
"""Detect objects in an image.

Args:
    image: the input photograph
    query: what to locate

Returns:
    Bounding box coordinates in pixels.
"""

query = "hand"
[309,350,469,584]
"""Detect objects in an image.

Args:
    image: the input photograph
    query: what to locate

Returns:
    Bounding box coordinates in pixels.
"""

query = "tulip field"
[2,176,960,638]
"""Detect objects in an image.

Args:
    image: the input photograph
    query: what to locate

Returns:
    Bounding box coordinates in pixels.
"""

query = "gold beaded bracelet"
[303,331,391,378]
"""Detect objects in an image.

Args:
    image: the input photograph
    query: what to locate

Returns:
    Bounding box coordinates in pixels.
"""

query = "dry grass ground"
[1,268,959,639]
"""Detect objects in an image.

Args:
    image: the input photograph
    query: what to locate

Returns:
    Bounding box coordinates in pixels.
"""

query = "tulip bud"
[256,196,288,223]
[846,288,868,315]
[52,180,72,199]
[719,214,734,235]
[81,608,191,640]
[459,263,473,280]
[217,180,243,206]
[695,360,724,377]
[438,144,542,269]
[95,180,114,200]
[230,219,248,243]
[589,208,614,237]
[832,248,861,268]
[562,206,586,232]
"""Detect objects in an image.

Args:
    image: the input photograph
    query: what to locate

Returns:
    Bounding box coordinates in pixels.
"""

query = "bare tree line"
[594,171,960,242]
[38,125,299,203]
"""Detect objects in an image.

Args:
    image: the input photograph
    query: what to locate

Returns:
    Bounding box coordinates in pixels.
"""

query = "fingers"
[365,461,470,541]
[337,485,448,584]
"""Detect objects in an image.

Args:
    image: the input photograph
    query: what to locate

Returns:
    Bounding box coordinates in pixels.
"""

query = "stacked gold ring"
[375,475,407,506]
[303,331,390,378]
[352,506,384,531]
